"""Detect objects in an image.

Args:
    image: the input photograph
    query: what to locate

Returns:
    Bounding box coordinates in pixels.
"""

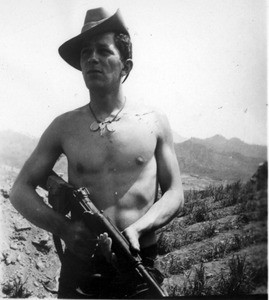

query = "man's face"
[80,32,124,90]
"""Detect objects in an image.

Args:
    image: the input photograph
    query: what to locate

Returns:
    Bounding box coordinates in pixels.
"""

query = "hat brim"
[58,10,129,70]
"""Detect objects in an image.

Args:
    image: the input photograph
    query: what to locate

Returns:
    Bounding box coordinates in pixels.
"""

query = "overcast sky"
[0,0,267,145]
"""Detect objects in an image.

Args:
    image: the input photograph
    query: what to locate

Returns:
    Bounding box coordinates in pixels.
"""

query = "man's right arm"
[10,116,93,261]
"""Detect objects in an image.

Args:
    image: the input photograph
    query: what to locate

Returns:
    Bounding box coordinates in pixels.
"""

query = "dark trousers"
[58,244,162,299]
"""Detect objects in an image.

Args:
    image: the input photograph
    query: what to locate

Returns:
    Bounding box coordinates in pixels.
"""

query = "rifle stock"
[46,174,168,298]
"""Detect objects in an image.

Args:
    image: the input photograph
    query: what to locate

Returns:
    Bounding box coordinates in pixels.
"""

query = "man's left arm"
[124,112,184,251]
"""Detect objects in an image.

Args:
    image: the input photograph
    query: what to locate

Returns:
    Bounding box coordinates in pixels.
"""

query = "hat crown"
[82,8,110,33]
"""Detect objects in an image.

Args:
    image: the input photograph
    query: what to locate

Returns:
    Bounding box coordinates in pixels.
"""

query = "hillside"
[0,131,37,169]
[173,131,188,144]
[191,135,267,160]
[156,162,267,297]
[175,136,266,182]
[0,130,266,184]
[0,131,67,176]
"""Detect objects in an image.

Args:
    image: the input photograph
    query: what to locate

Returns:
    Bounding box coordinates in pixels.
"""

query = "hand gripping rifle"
[46,173,168,298]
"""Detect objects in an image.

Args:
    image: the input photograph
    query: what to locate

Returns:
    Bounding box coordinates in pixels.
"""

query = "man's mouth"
[87,69,102,74]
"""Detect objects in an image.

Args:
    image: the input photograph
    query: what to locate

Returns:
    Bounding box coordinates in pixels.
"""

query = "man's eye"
[99,48,111,54]
[81,49,89,57]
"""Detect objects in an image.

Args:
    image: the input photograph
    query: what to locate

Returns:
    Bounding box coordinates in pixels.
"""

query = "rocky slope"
[0,175,61,298]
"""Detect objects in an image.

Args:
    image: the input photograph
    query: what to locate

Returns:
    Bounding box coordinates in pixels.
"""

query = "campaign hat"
[58,8,129,70]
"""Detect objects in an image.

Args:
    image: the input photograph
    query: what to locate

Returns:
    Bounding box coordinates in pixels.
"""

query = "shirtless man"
[10,8,184,298]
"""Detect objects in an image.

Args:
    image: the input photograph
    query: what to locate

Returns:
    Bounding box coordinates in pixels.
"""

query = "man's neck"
[89,87,126,116]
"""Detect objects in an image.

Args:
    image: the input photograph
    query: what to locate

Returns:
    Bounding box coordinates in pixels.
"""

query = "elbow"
[9,183,16,203]
[9,183,19,208]
[165,188,184,216]
[179,192,185,212]
[9,180,27,210]
[175,189,184,214]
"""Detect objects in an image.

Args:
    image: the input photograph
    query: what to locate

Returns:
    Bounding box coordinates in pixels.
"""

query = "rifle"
[46,173,168,298]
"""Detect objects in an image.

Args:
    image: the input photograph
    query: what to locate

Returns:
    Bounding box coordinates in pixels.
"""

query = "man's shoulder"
[42,105,88,139]
[125,102,166,120]
[133,104,168,127]
[52,105,88,127]
[125,102,170,140]
[57,105,88,121]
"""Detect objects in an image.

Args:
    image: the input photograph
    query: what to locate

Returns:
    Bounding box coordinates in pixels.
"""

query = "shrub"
[157,232,175,254]
[181,263,212,296]
[217,255,255,295]
[252,265,268,287]
[202,222,217,239]
[184,189,203,202]
[186,202,210,225]
[2,277,32,298]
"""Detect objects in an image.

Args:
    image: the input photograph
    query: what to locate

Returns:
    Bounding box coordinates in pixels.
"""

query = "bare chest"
[62,113,158,174]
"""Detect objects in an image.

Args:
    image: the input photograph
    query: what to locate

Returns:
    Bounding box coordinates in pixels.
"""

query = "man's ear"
[121,59,133,83]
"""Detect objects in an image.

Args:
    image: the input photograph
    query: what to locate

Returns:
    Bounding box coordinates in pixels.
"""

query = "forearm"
[132,189,184,237]
[10,183,69,239]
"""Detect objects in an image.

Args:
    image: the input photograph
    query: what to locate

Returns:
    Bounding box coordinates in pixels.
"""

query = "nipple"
[136,156,145,165]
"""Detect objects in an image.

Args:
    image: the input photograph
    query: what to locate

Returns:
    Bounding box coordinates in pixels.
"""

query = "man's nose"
[87,50,98,63]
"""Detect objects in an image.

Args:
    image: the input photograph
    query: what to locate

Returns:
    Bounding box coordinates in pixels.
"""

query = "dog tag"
[99,123,106,136]
[106,122,115,132]
[90,121,99,131]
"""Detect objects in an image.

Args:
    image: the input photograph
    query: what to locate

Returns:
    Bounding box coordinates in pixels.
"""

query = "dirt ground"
[0,176,61,298]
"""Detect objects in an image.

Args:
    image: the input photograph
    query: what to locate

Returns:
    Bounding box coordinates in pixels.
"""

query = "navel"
[136,156,145,165]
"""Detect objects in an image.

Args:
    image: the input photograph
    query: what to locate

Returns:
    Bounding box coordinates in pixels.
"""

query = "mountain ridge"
[187,134,267,160]
[0,130,267,183]
[175,136,266,182]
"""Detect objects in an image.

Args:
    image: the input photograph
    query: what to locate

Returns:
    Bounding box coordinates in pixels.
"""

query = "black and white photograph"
[0,0,267,298]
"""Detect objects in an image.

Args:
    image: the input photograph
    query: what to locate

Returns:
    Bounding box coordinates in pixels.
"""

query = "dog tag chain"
[89,99,125,137]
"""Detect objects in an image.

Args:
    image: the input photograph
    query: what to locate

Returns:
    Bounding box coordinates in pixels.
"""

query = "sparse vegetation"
[182,263,212,296]
[216,255,255,295]
[169,262,212,297]
[2,277,32,298]
[157,171,267,296]
[202,222,216,238]
[185,201,211,224]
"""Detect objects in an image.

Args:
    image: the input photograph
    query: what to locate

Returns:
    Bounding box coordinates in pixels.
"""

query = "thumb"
[129,237,140,253]
[122,228,140,253]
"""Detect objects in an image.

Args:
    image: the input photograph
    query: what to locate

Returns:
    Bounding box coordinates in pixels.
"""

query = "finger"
[99,233,110,245]
[98,233,104,244]
[99,236,112,253]
[122,229,140,253]
[111,252,117,264]
[106,237,112,252]
[99,232,108,242]
[128,238,140,253]
[99,239,113,262]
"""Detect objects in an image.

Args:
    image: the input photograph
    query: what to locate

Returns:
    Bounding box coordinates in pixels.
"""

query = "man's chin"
[86,79,105,89]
